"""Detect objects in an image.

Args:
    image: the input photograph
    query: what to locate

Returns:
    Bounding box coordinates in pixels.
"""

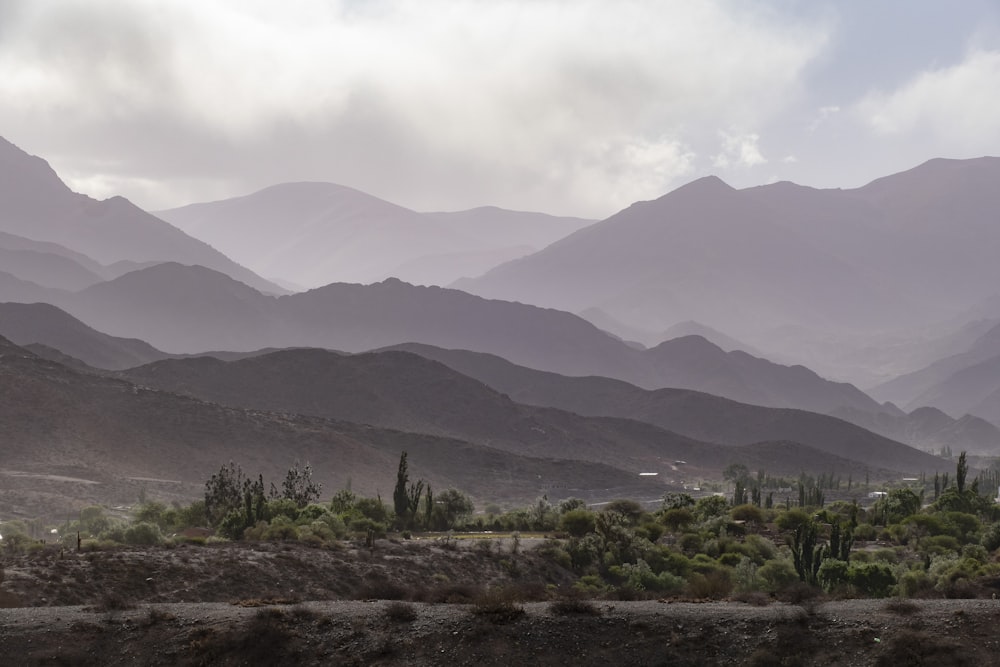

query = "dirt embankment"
[2,541,999,665]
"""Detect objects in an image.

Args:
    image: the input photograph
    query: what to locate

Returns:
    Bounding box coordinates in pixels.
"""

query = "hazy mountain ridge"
[454,157,1000,385]
[0,302,170,370]
[156,182,594,288]
[453,174,916,339]
[0,137,284,295]
[871,320,1000,419]
[37,264,883,414]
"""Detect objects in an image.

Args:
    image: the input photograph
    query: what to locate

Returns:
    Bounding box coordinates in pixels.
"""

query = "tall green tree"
[392,451,425,528]
[393,452,411,519]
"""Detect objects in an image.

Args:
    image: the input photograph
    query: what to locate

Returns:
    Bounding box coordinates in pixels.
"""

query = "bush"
[757,559,799,593]
[817,559,849,593]
[775,509,811,533]
[612,559,685,593]
[981,522,1000,551]
[897,569,933,598]
[731,504,765,525]
[686,569,732,599]
[848,562,895,597]
[560,509,596,537]
[661,508,694,532]
[123,521,163,546]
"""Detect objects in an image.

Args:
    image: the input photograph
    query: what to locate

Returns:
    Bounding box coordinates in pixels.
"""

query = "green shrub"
[123,521,163,546]
[661,508,694,532]
[817,559,850,593]
[847,562,895,597]
[897,569,933,597]
[871,548,899,564]
[717,552,742,567]
[677,532,703,554]
[686,568,732,599]
[730,504,765,525]
[853,523,877,541]
[559,509,596,537]
[775,509,811,533]
[981,522,1000,551]
[757,559,798,593]
[922,534,961,555]
[573,575,609,594]
[613,559,685,593]
[743,534,777,562]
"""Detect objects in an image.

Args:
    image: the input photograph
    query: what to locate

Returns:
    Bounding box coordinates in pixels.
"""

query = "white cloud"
[853,49,1000,149]
[713,131,767,169]
[807,105,840,132]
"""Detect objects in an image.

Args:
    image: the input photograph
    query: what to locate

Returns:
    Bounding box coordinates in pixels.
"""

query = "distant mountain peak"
[668,174,736,196]
[0,135,73,200]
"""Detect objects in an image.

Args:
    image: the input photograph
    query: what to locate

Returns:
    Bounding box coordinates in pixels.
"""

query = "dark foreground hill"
[0,336,669,518]
[118,347,933,478]
[378,343,949,473]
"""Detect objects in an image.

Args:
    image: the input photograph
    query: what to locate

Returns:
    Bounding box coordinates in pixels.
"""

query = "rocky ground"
[2,540,998,665]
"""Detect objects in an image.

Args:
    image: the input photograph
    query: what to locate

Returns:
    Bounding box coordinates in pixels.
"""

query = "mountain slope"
[0,271,66,304]
[871,321,1000,408]
[0,302,169,370]
[453,175,912,339]
[0,137,283,294]
[157,182,593,287]
[57,263,288,353]
[0,335,667,517]
[831,405,1000,455]
[454,158,1000,382]
[53,264,881,413]
[119,346,916,482]
[379,343,947,473]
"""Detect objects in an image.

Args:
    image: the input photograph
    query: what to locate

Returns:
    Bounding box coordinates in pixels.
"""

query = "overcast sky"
[2,0,999,218]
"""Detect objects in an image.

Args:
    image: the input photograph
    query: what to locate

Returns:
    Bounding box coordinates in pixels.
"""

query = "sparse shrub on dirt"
[471,587,525,623]
[884,598,921,615]
[549,597,601,615]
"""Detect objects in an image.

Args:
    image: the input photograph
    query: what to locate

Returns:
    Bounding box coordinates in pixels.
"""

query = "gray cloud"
[1,1,997,217]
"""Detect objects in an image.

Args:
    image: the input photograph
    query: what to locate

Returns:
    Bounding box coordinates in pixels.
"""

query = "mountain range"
[156,182,593,288]
[0,334,676,518]
[2,136,996,521]
[454,157,1000,386]
[871,319,1000,424]
[6,263,882,415]
[0,137,283,295]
